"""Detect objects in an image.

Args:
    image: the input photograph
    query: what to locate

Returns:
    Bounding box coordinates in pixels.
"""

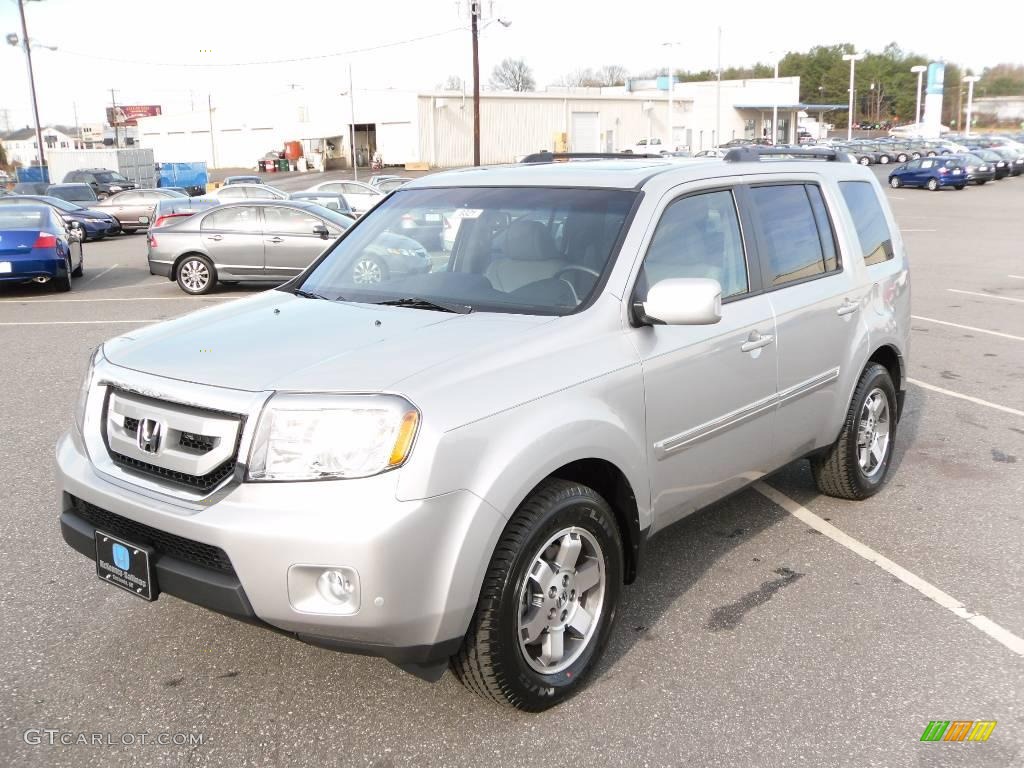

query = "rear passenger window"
[202,206,260,232]
[638,189,748,299]
[839,181,893,266]
[748,184,836,287]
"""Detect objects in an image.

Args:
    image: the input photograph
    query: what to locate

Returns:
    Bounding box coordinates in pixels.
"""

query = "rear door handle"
[266,237,284,244]
[208,234,223,241]
[836,299,860,316]
[741,331,775,353]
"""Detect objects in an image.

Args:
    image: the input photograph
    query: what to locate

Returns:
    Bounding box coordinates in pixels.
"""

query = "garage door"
[376,122,415,165]
[571,112,600,153]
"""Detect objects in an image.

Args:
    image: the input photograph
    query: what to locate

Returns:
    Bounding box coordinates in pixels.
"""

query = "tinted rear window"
[0,209,46,229]
[748,184,833,287]
[839,181,893,266]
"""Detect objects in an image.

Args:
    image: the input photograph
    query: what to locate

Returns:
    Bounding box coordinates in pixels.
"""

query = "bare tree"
[489,58,536,92]
[555,68,600,87]
[438,75,465,91]
[594,64,629,87]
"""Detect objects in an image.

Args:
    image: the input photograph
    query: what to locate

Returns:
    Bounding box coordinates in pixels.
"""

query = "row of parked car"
[0,173,418,294]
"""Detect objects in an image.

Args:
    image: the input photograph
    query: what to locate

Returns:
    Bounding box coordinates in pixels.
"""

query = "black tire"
[175,254,216,295]
[976,180,987,185]
[879,155,890,164]
[53,254,72,292]
[859,156,870,166]
[955,184,965,190]
[71,250,84,277]
[926,178,939,191]
[897,153,908,162]
[811,363,897,501]
[451,478,623,711]
[911,152,921,160]
[889,176,901,189]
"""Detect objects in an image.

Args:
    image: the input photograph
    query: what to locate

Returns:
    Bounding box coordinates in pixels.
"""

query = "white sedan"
[303,180,384,215]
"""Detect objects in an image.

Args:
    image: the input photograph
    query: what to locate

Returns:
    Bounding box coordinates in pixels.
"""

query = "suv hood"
[104,291,554,393]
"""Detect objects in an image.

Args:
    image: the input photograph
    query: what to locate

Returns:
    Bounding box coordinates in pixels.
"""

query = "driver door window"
[636,189,749,300]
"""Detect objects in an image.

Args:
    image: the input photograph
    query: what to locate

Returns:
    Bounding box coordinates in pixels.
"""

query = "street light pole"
[349,64,358,181]
[842,52,865,141]
[962,75,980,137]
[715,26,722,148]
[663,42,680,150]
[16,0,45,168]
[910,65,927,128]
[772,55,780,145]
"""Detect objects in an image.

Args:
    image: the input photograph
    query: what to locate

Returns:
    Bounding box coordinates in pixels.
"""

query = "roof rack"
[520,151,666,163]
[723,146,851,163]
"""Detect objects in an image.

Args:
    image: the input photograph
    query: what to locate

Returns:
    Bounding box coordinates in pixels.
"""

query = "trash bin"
[275,158,289,173]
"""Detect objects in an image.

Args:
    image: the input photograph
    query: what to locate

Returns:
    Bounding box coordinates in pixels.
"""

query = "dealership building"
[136,75,839,170]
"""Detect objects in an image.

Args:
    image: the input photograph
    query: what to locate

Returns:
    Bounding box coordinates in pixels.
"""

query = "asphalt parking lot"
[1,167,1022,767]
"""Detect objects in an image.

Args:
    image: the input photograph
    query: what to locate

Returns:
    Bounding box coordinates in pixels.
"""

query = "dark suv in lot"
[62,168,136,199]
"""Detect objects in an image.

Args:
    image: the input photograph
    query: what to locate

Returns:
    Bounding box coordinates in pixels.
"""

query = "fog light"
[317,569,356,605]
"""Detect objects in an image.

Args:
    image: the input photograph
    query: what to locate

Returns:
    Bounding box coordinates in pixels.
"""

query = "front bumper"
[82,219,121,239]
[56,429,504,671]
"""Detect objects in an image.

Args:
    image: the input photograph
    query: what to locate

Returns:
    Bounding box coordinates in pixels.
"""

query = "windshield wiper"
[290,288,329,300]
[374,297,473,314]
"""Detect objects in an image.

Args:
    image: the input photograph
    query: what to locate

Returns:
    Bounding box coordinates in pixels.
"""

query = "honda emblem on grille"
[136,418,163,454]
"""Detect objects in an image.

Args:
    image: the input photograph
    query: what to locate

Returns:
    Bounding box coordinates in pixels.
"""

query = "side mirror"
[68,222,84,241]
[637,278,722,326]
[313,223,330,239]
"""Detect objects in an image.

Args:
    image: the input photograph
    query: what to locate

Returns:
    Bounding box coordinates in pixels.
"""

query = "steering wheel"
[556,266,601,280]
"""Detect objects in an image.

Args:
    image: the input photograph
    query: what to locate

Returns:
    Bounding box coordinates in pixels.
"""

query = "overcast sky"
[1,0,1021,130]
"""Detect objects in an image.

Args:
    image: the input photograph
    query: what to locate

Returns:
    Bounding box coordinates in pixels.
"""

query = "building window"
[744,119,755,140]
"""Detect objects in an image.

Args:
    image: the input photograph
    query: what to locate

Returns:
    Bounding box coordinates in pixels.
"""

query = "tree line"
[443,45,1022,129]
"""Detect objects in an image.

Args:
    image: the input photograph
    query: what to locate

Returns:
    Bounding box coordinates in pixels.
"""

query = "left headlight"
[74,345,103,434]
[247,394,420,482]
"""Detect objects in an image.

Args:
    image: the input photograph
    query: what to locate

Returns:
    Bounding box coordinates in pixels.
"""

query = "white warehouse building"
[136,76,835,170]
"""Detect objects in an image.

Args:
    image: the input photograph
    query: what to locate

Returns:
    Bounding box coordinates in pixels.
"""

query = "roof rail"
[723,146,852,163]
[520,151,666,163]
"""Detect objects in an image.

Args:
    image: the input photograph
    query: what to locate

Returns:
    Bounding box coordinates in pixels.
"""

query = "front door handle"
[266,236,284,244]
[836,298,860,316]
[208,234,223,241]
[741,330,775,353]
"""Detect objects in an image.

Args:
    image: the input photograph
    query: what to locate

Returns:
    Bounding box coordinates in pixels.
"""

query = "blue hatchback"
[0,204,84,292]
[888,157,967,191]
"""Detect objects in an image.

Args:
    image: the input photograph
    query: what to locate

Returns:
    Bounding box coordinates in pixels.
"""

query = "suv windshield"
[297,187,637,315]
[95,171,128,183]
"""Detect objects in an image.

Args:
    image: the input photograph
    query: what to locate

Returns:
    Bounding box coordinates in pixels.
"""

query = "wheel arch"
[867,343,905,419]
[171,250,213,280]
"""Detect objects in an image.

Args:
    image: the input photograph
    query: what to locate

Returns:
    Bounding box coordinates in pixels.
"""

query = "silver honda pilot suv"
[58,150,910,711]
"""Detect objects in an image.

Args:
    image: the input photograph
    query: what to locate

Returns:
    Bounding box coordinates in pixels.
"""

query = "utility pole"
[110,88,119,148]
[72,101,80,148]
[471,1,481,166]
[17,0,45,167]
[207,93,217,168]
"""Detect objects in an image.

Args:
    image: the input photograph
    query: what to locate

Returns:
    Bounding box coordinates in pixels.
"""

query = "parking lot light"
[842,52,865,141]
[962,75,981,138]
[911,65,927,128]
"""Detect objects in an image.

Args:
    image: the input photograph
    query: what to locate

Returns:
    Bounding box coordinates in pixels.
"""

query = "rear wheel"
[955,184,965,190]
[926,178,939,191]
[53,254,72,292]
[976,180,987,185]
[176,254,216,295]
[889,176,901,188]
[811,363,897,500]
[451,478,623,711]
[897,153,909,162]
[859,156,870,166]
[879,155,890,164]
[352,256,387,285]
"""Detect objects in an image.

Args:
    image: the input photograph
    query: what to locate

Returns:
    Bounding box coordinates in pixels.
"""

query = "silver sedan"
[147,200,432,294]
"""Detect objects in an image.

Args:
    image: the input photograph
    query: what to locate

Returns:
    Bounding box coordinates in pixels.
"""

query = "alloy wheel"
[517,527,606,675]
[180,259,210,292]
[857,388,891,478]
[352,258,383,285]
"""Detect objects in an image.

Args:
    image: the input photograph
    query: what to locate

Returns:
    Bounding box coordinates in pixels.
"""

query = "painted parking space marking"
[947,289,1024,304]
[0,320,155,326]
[754,482,1024,658]
[83,264,118,284]
[901,229,937,232]
[1009,275,1024,280]
[907,378,1024,418]
[911,315,1024,342]
[0,296,234,304]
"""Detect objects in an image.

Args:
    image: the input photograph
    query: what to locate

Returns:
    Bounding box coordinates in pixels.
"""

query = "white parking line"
[0,320,155,326]
[0,296,233,304]
[83,264,118,284]
[911,315,1024,342]
[1009,275,1024,280]
[948,288,1024,304]
[907,377,1024,417]
[901,229,937,232]
[753,481,1024,658]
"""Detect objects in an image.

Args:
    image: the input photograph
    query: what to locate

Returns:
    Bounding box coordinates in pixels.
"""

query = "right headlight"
[246,394,419,482]
[74,345,103,435]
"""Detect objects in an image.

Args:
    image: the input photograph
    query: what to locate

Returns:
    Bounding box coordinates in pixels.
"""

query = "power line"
[54,26,467,69]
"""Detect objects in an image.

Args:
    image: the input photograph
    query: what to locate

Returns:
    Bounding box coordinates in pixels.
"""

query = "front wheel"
[352,256,387,285]
[897,153,909,162]
[889,176,901,188]
[926,178,939,191]
[811,363,897,500]
[955,184,965,190]
[176,254,216,295]
[859,156,870,166]
[879,155,890,164]
[451,478,623,711]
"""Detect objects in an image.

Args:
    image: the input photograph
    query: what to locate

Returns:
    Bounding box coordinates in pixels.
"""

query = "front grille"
[110,451,237,493]
[71,496,235,575]
[179,431,215,453]
[124,416,139,432]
